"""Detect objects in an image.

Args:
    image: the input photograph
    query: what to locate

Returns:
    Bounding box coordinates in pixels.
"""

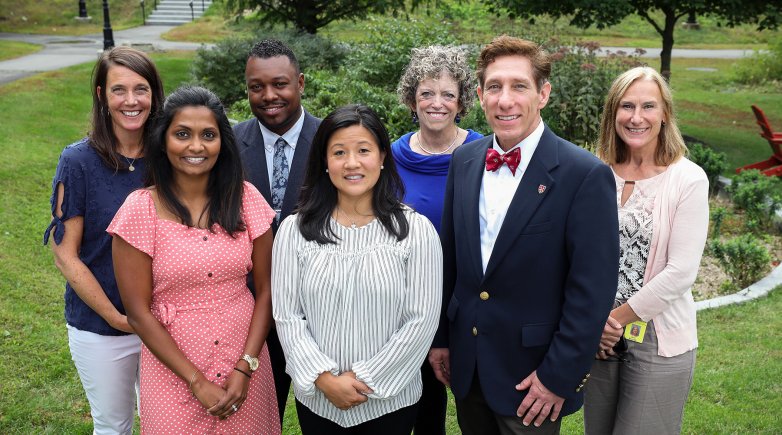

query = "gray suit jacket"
[235,110,321,234]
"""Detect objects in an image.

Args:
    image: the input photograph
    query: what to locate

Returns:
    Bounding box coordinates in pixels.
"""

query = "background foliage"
[194,16,639,145]
[733,34,782,86]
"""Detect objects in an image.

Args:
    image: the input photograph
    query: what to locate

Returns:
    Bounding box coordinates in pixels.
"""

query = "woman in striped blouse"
[271,104,443,434]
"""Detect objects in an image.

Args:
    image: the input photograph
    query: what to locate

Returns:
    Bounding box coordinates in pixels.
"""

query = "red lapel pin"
[538,184,547,194]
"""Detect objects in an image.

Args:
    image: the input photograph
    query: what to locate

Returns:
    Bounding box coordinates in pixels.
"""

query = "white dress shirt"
[479,119,545,272]
[258,109,305,188]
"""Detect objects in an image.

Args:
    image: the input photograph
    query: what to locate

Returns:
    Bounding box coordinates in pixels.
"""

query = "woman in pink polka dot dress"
[108,86,281,434]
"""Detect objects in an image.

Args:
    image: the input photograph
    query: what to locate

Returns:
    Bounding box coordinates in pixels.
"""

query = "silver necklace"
[336,206,357,229]
[417,128,459,155]
[123,155,137,172]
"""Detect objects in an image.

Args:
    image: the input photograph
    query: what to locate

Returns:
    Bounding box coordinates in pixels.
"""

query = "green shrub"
[727,169,782,231]
[689,142,728,197]
[191,27,348,107]
[710,234,771,290]
[348,16,457,92]
[710,206,728,239]
[542,40,643,148]
[732,35,782,86]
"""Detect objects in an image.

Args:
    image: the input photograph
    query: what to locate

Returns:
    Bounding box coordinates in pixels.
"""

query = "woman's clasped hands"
[315,370,373,411]
[191,370,250,419]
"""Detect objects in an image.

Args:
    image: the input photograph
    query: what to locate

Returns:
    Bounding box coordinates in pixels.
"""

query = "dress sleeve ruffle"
[44,146,87,245]
[242,181,275,241]
[106,189,156,256]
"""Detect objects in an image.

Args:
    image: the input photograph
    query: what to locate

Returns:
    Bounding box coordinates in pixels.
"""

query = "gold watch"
[241,354,259,372]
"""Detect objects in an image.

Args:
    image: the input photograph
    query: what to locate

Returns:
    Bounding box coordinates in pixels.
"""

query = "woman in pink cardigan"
[584,66,709,435]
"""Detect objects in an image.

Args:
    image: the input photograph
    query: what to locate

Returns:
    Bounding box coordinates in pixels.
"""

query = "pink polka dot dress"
[107,182,280,434]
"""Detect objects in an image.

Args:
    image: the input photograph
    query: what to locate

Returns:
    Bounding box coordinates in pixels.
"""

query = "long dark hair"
[146,86,246,235]
[297,104,408,244]
[90,46,164,170]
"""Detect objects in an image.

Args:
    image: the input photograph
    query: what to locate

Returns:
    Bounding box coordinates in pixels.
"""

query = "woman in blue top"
[393,45,483,234]
[391,45,482,434]
[44,47,164,434]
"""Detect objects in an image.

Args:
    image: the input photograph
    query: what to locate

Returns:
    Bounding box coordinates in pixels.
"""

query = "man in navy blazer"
[234,39,321,424]
[429,36,619,434]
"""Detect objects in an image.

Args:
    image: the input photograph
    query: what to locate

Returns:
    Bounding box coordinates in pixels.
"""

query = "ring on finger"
[232,404,238,412]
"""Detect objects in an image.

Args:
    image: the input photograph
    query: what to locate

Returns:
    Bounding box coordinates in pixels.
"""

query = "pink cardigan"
[626,157,709,357]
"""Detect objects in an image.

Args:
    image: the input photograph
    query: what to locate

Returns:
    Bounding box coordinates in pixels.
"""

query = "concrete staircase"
[147,0,213,25]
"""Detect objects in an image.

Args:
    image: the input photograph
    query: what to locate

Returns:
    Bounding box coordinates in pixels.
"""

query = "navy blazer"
[235,110,321,234]
[434,126,619,417]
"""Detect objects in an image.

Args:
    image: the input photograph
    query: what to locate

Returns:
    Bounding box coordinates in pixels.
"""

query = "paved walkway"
[0,24,765,85]
[600,46,759,59]
[0,26,204,84]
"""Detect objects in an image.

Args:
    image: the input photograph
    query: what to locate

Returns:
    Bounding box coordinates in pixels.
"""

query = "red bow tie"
[485,147,521,175]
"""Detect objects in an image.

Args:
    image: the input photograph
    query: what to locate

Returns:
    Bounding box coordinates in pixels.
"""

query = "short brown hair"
[476,35,551,91]
[597,66,687,166]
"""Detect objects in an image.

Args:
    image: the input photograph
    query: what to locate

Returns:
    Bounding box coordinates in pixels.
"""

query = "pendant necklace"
[124,155,137,172]
[337,205,357,229]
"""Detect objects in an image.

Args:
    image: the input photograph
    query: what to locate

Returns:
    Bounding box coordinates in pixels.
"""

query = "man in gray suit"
[234,39,321,423]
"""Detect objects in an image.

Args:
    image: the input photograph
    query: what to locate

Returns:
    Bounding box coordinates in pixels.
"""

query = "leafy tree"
[488,0,782,81]
[222,0,424,34]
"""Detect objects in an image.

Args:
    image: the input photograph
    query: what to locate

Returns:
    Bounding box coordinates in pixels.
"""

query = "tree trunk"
[659,10,678,82]
[295,0,319,34]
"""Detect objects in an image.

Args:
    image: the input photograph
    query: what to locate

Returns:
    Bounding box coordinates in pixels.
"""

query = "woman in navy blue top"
[44,47,164,434]
[391,45,483,434]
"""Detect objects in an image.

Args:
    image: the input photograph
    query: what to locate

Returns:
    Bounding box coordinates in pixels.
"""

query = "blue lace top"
[391,129,483,233]
[43,138,146,336]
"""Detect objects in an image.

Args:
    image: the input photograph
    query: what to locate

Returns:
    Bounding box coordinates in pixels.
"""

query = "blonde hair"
[597,66,687,165]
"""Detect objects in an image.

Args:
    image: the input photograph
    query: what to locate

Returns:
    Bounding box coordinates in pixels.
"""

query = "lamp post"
[102,0,115,50]
[78,0,88,18]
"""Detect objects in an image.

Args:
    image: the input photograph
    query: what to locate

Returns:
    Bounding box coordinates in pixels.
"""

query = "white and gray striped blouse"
[271,208,443,427]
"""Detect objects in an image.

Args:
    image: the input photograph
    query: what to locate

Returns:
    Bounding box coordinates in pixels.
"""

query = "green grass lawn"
[667,58,782,173]
[320,0,779,49]
[1,20,780,433]
[0,0,148,35]
[0,51,193,433]
[0,40,42,61]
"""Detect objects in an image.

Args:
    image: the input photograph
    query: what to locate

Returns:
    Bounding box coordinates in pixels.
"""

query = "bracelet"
[188,370,199,392]
[234,367,252,379]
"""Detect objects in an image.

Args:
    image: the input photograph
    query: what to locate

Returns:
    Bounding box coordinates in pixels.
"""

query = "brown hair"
[476,35,551,91]
[597,66,686,166]
[90,47,164,170]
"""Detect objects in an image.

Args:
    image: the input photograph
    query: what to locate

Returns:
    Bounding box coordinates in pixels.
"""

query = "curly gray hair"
[397,45,476,117]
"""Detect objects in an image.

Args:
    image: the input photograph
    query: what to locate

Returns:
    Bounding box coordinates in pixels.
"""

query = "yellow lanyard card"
[624,321,647,343]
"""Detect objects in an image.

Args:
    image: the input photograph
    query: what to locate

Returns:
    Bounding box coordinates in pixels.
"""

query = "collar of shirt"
[490,117,546,178]
[258,108,305,153]
[479,118,546,272]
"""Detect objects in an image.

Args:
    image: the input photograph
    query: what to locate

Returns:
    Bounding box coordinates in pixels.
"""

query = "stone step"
[145,0,212,25]
[146,18,193,25]
[155,0,212,4]
[150,11,206,17]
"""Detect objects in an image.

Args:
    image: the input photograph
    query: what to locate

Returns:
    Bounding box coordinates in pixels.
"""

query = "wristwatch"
[241,354,259,372]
